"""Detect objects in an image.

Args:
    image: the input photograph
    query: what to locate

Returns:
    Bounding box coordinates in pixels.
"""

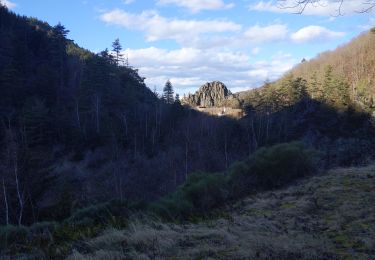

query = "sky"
[2,0,375,95]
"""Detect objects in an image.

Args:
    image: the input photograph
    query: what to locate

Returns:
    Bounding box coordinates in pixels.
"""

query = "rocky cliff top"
[183,81,240,108]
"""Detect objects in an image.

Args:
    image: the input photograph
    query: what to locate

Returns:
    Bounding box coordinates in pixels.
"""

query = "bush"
[227,161,253,198]
[150,172,227,220]
[150,192,194,220]
[29,222,58,251]
[330,138,373,167]
[247,142,318,188]
[64,200,130,226]
[0,225,29,249]
[30,221,58,234]
[182,172,228,212]
[150,142,319,220]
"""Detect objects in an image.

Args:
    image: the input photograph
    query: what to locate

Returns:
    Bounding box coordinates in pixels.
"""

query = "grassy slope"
[68,166,375,259]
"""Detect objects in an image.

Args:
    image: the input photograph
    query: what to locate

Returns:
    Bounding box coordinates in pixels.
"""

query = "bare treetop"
[277,0,375,15]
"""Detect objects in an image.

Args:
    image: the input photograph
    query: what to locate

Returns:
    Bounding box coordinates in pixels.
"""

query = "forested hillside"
[1,4,375,258]
[0,1,375,259]
[238,29,375,168]
[0,6,255,226]
[241,29,375,112]
[1,4,375,226]
[293,30,375,110]
[0,5,160,225]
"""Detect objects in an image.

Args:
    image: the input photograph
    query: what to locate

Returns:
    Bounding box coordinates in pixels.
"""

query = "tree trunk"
[123,113,128,139]
[134,133,137,158]
[14,151,23,226]
[185,141,188,181]
[251,116,258,150]
[224,132,228,169]
[95,94,100,133]
[2,179,9,226]
[76,99,81,130]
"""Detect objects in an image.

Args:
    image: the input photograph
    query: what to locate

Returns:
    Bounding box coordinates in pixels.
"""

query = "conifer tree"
[112,38,123,66]
[175,93,180,104]
[323,65,336,104]
[100,48,114,64]
[290,77,308,104]
[163,80,174,104]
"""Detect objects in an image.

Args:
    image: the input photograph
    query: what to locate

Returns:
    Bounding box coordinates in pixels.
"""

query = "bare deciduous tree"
[278,0,375,14]
[2,178,9,225]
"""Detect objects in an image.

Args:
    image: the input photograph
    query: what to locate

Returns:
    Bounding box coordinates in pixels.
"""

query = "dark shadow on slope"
[240,97,375,167]
[1,5,375,226]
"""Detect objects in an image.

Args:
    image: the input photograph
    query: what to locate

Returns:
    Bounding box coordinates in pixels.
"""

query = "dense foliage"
[0,5,374,235]
[152,142,319,220]
[0,6,251,226]
[241,29,375,112]
[0,142,319,257]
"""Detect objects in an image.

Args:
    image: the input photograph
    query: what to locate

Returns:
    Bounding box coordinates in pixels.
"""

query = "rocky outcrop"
[183,81,234,107]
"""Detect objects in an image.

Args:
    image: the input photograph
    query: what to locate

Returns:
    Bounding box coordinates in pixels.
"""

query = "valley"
[1,1,375,259]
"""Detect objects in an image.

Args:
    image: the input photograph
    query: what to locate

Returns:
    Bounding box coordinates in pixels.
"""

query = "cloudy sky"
[3,0,375,94]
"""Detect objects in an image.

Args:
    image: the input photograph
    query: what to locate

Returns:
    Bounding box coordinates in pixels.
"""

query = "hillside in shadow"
[0,4,375,239]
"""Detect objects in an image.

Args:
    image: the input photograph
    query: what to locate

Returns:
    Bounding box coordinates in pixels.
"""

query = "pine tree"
[152,86,159,98]
[323,65,334,102]
[100,48,114,64]
[309,72,322,100]
[280,72,294,106]
[51,22,70,109]
[112,38,123,66]
[332,77,351,108]
[53,22,69,38]
[175,93,181,104]
[290,77,308,104]
[163,80,174,104]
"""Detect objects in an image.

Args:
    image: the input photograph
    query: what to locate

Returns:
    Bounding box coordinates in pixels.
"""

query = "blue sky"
[2,0,375,95]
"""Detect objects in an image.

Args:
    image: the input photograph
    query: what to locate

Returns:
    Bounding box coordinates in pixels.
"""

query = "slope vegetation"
[240,29,375,113]
[68,165,375,259]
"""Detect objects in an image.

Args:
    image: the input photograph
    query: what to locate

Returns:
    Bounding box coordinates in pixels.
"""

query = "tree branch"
[277,0,374,15]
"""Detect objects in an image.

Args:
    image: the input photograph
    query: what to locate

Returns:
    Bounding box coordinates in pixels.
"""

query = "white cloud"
[126,47,296,94]
[244,24,288,43]
[1,0,16,9]
[100,9,241,46]
[157,0,234,12]
[98,8,348,93]
[291,25,345,43]
[100,10,290,48]
[250,0,372,16]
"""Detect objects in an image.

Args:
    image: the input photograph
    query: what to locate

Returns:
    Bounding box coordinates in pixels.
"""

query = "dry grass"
[67,165,375,259]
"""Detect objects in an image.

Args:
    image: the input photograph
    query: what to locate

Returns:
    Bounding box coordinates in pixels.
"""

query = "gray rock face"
[183,81,232,107]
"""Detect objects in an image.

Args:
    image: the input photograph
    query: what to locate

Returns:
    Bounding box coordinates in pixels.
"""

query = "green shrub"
[151,142,319,220]
[151,192,194,220]
[227,161,253,198]
[0,225,29,249]
[331,138,372,166]
[65,200,129,226]
[29,222,58,253]
[248,142,318,188]
[30,221,58,234]
[182,172,228,212]
[150,172,227,220]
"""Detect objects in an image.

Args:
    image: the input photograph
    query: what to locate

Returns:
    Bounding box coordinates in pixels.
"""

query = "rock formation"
[183,81,235,107]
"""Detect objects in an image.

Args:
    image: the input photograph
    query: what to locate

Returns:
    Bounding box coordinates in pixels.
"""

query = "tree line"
[1,5,375,227]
